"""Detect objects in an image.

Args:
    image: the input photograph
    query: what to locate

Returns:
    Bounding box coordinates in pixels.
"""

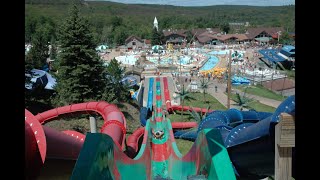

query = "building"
[245,27,284,44]
[125,35,144,50]
[153,17,158,31]
[163,29,187,46]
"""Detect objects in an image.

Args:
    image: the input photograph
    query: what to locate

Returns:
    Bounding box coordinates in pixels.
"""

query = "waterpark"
[26,44,295,179]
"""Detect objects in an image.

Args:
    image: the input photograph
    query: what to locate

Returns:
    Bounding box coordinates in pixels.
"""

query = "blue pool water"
[178,56,191,65]
[200,56,219,71]
[208,50,230,55]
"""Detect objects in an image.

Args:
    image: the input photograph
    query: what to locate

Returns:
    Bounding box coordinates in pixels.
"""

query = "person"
[215,85,218,93]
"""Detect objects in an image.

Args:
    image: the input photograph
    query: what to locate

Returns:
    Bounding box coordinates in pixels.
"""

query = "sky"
[86,0,295,6]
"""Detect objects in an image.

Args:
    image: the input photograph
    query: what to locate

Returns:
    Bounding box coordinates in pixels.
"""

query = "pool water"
[208,50,230,55]
[200,56,219,71]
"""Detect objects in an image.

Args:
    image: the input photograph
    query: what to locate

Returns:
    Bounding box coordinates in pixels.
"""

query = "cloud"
[87,0,295,6]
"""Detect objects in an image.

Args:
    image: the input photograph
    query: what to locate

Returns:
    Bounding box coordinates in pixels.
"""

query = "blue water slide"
[139,107,148,126]
[173,96,295,177]
[147,78,154,112]
[225,96,295,176]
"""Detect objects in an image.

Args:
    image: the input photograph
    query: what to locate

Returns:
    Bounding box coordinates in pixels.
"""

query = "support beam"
[275,113,295,180]
[89,116,97,133]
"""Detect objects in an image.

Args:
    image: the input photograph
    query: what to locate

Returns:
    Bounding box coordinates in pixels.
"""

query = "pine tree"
[25,27,49,69]
[104,58,130,103]
[53,4,106,105]
[151,27,161,45]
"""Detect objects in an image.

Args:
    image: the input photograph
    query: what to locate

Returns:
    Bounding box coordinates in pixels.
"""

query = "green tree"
[279,31,293,45]
[151,27,162,45]
[25,27,50,69]
[53,3,106,105]
[232,88,254,110]
[174,84,195,119]
[188,106,210,123]
[199,77,212,103]
[104,58,130,103]
[220,23,230,34]
[49,36,57,60]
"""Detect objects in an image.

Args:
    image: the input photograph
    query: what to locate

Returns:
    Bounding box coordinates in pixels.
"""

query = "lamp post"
[227,51,232,109]
[278,31,281,44]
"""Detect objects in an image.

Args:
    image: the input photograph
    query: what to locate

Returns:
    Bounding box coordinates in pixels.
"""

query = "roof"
[258,49,286,62]
[282,45,295,53]
[125,35,143,44]
[144,39,151,44]
[163,29,187,37]
[246,27,284,39]
[213,34,249,41]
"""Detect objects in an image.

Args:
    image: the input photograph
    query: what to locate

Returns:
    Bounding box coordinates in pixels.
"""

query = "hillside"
[25,0,295,44]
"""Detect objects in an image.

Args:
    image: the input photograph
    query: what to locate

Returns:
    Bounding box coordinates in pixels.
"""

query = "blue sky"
[86,0,295,6]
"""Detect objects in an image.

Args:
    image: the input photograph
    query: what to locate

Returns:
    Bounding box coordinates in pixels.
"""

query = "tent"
[151,45,164,53]
[95,45,109,52]
[25,69,57,90]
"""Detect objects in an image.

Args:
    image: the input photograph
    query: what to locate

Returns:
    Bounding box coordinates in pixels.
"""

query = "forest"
[25,0,295,46]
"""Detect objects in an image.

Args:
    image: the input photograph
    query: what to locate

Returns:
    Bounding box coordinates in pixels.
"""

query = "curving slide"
[25,101,127,179]
[71,76,237,179]
[174,96,295,177]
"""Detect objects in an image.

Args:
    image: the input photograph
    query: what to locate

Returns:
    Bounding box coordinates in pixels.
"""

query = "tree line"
[25,1,295,47]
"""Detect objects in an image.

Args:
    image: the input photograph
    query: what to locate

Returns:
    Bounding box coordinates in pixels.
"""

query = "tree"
[25,27,50,69]
[49,36,57,60]
[232,88,254,110]
[220,23,230,34]
[151,27,162,45]
[53,3,106,106]
[104,58,131,103]
[199,77,212,103]
[174,84,195,119]
[279,31,293,45]
[188,106,210,123]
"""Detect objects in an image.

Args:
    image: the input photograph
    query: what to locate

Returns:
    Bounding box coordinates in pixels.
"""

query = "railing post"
[89,116,97,133]
[275,113,295,180]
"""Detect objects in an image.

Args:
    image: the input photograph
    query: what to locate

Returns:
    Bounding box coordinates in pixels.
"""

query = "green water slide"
[71,123,236,179]
[71,76,235,179]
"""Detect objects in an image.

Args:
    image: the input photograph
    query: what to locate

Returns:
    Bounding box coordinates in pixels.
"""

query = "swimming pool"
[200,56,219,71]
[208,50,230,55]
[115,55,139,65]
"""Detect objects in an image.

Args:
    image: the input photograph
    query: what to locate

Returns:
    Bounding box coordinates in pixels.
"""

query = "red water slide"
[171,105,213,114]
[34,101,127,157]
[126,121,197,156]
[163,77,172,112]
[25,109,47,179]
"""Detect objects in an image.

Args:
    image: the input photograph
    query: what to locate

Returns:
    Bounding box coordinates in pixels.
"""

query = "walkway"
[232,89,282,108]
[176,75,283,110]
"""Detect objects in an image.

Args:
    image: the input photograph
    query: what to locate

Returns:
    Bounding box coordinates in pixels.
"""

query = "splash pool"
[200,56,219,71]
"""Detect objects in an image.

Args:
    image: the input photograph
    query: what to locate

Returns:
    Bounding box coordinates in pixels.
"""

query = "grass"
[168,92,226,122]
[181,92,227,110]
[233,84,286,101]
[228,93,276,112]
[175,139,194,156]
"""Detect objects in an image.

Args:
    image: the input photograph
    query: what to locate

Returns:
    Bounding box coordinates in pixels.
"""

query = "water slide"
[163,76,172,111]
[25,101,127,179]
[174,96,295,177]
[147,77,154,112]
[71,77,236,179]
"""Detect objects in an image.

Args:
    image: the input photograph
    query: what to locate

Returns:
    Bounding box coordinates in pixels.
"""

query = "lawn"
[228,93,276,113]
[168,92,227,122]
[174,139,194,156]
[233,84,286,101]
